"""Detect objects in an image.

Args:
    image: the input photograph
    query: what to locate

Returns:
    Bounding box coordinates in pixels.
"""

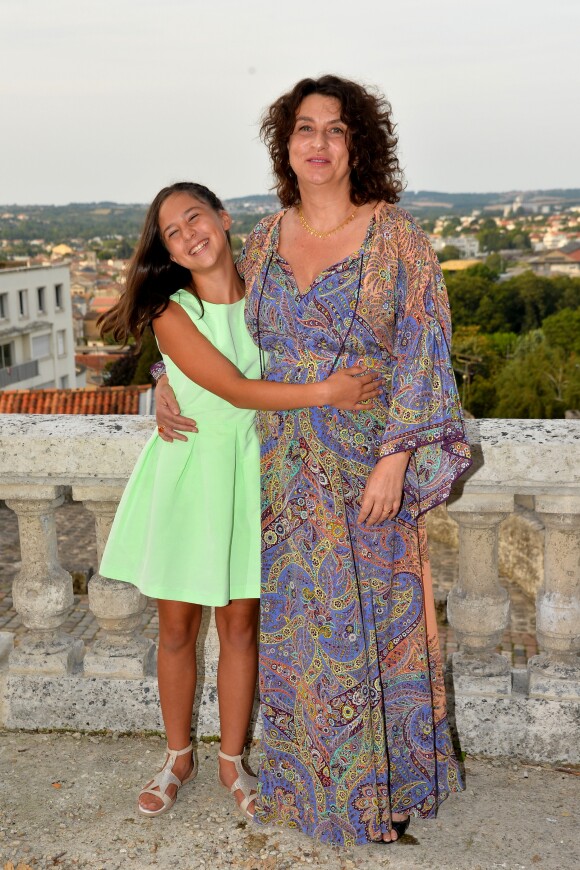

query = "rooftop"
[0,386,150,415]
[0,262,69,274]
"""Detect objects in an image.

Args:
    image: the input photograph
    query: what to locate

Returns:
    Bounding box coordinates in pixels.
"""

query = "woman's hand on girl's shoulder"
[325,366,382,410]
[155,376,198,442]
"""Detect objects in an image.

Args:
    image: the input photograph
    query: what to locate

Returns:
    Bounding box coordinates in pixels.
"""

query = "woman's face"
[158,191,231,272]
[288,93,351,192]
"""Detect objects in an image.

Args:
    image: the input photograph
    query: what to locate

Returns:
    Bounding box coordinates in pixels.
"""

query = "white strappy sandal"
[138,743,197,817]
[218,749,258,819]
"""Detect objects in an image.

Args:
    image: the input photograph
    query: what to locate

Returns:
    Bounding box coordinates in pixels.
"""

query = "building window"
[55,283,64,310]
[18,289,28,318]
[0,293,8,320]
[59,375,69,388]
[31,333,51,359]
[37,286,46,314]
[56,329,66,356]
[0,342,13,368]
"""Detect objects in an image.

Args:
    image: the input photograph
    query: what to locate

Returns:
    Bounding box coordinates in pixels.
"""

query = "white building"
[431,235,481,258]
[0,264,77,390]
[542,232,569,250]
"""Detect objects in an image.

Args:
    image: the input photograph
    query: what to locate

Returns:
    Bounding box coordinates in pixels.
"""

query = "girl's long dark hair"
[98,182,229,349]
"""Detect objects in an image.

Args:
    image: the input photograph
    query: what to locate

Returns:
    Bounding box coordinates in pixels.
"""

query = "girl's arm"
[154,301,380,412]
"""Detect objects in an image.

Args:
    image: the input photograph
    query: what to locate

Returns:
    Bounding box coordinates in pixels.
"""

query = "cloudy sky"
[1,0,577,204]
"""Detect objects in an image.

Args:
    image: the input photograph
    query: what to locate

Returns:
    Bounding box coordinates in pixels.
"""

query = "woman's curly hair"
[260,75,405,208]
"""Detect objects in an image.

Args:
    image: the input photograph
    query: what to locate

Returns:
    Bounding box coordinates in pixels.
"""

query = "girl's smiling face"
[159,191,232,272]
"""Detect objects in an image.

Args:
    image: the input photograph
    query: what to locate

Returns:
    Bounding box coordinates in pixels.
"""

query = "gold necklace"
[298,205,358,239]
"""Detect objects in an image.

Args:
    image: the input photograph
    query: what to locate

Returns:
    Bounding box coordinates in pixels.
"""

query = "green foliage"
[102,331,161,387]
[446,268,525,333]
[484,252,506,275]
[542,308,580,354]
[0,204,148,243]
[132,329,162,385]
[441,216,461,238]
[103,353,139,386]
[230,235,243,257]
[493,333,580,418]
[96,238,137,261]
[477,226,532,253]
[452,326,517,417]
[446,268,580,338]
[418,218,435,233]
[439,245,461,262]
[500,272,561,332]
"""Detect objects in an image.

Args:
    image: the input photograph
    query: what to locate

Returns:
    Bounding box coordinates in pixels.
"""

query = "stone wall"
[427,499,545,599]
[0,415,579,763]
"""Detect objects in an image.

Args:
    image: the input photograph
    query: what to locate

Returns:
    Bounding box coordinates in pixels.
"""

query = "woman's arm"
[357,451,410,526]
[155,374,197,442]
[361,210,471,523]
[154,301,380,413]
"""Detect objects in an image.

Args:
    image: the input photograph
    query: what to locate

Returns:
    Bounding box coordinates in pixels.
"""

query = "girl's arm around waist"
[153,302,380,412]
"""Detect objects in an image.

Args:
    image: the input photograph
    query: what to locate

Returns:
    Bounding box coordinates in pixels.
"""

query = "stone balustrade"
[0,414,578,762]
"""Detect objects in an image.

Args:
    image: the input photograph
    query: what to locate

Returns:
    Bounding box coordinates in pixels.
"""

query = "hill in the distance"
[1,189,579,242]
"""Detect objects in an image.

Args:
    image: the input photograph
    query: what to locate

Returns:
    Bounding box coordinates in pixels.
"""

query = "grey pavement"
[0,733,578,870]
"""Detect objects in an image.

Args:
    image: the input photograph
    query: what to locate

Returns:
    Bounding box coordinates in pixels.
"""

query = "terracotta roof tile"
[0,386,150,415]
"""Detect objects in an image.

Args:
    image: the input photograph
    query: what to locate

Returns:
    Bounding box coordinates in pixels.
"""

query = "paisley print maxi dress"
[240,203,472,846]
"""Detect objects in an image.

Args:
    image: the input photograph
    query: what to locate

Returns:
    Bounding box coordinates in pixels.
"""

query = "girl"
[97,181,380,819]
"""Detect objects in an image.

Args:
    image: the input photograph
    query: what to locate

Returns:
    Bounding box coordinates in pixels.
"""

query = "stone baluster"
[73,485,155,678]
[528,495,580,700]
[2,485,84,674]
[446,493,514,694]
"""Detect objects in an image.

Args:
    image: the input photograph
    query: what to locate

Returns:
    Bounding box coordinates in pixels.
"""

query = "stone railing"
[0,415,578,762]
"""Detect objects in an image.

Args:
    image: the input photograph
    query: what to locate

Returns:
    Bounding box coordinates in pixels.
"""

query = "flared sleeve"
[378,213,472,519]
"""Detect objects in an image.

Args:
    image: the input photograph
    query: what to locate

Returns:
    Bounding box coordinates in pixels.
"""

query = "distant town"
[0,188,579,419]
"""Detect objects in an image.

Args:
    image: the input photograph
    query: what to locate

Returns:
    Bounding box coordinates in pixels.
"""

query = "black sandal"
[391,817,410,840]
[377,816,410,844]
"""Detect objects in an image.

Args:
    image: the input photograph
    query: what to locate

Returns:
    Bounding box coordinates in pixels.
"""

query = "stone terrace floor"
[0,735,578,870]
[0,502,538,664]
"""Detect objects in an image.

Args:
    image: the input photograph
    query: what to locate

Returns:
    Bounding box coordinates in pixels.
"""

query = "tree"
[439,245,461,262]
[493,332,580,418]
[441,216,461,238]
[477,227,503,253]
[500,272,560,332]
[132,329,162,385]
[484,253,505,275]
[451,326,517,417]
[542,308,580,355]
[103,353,139,386]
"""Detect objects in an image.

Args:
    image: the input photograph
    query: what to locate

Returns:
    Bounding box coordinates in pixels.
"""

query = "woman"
[155,76,471,846]
[97,181,380,820]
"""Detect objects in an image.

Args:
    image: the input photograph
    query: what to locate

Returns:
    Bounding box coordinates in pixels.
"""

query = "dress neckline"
[178,289,245,307]
[272,210,377,298]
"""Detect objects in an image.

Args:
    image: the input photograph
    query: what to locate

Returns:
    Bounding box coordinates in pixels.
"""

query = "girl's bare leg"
[214,597,259,811]
[139,600,202,813]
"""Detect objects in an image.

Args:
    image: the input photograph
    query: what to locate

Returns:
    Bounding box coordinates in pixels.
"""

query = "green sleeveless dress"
[99,290,261,605]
